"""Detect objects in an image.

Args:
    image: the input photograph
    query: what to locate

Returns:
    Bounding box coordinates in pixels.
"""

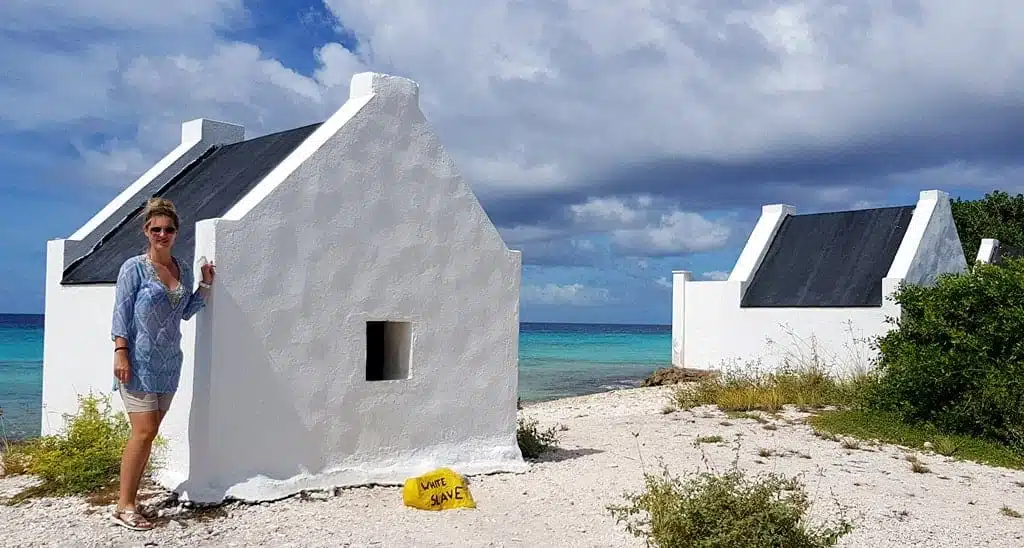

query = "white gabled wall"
[151,224,214,492]
[40,245,200,438]
[888,190,967,285]
[40,119,243,436]
[728,204,795,284]
[670,270,691,367]
[40,241,121,435]
[976,238,1000,264]
[158,72,526,503]
[677,278,903,376]
[672,189,965,377]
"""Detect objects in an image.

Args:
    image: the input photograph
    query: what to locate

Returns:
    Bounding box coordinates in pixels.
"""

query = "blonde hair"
[143,197,179,230]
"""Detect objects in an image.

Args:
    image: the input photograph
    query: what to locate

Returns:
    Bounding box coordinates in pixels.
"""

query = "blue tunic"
[110,254,206,394]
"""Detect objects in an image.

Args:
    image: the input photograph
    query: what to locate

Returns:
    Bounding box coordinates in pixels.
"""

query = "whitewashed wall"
[672,190,968,376]
[156,72,527,503]
[40,120,243,436]
[674,277,902,376]
[889,190,967,285]
[40,241,121,434]
[976,239,1001,264]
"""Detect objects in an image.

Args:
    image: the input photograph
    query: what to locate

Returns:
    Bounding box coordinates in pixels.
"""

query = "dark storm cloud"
[480,95,1024,229]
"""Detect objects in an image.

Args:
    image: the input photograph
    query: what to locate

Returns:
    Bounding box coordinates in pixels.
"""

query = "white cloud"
[498,225,563,245]
[76,140,154,186]
[702,270,730,281]
[0,0,244,32]
[886,163,1024,195]
[515,238,602,267]
[5,0,1024,204]
[4,0,1024,278]
[570,195,653,227]
[521,283,611,306]
[610,211,731,256]
[568,195,732,256]
[0,43,121,129]
[657,270,728,288]
[316,0,1024,197]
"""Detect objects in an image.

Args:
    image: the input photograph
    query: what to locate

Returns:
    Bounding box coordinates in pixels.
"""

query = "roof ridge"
[234,121,324,146]
[792,204,914,218]
[61,144,222,280]
[61,122,322,284]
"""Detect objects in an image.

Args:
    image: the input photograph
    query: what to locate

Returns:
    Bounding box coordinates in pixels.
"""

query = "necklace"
[144,255,185,307]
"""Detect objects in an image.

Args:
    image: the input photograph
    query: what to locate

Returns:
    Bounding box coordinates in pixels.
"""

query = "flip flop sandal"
[110,508,154,531]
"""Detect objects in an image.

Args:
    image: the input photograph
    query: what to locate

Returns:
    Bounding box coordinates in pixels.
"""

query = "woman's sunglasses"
[149,226,177,235]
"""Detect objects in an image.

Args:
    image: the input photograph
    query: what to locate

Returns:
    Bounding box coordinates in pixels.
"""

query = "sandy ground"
[2,386,1024,547]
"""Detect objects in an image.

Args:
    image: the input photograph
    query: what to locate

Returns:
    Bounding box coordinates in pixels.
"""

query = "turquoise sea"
[0,314,670,440]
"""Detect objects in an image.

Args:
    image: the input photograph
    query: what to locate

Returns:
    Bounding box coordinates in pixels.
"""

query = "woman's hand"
[114,351,131,384]
[201,261,216,285]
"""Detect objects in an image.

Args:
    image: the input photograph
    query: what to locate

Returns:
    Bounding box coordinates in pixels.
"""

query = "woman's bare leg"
[130,409,169,501]
[117,410,161,511]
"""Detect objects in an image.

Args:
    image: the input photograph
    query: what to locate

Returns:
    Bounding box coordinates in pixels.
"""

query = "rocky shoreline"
[638,366,715,386]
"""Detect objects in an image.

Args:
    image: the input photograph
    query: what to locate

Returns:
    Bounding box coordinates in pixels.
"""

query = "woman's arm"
[111,260,139,344]
[182,261,213,320]
[112,261,139,384]
[182,289,206,320]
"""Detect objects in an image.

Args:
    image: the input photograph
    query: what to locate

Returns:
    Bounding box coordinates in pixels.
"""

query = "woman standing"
[109,197,215,531]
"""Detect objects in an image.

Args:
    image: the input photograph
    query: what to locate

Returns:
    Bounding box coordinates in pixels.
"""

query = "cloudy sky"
[1,1,1022,323]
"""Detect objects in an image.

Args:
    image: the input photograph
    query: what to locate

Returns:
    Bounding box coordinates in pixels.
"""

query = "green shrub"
[608,464,852,548]
[0,441,31,477]
[516,417,560,459]
[809,409,1024,470]
[951,190,1024,260]
[868,257,1024,448]
[672,366,874,414]
[1,393,158,500]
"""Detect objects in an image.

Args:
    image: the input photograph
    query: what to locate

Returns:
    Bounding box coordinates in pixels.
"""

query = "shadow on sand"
[530,447,604,464]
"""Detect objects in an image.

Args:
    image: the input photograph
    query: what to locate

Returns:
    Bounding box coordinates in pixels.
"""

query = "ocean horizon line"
[1,312,671,440]
[0,313,669,329]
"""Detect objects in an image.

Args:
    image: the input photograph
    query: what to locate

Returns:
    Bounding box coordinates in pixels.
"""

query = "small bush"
[517,417,560,459]
[0,441,31,477]
[840,439,861,450]
[608,464,853,548]
[672,366,873,414]
[932,437,959,457]
[867,257,1024,449]
[2,393,155,500]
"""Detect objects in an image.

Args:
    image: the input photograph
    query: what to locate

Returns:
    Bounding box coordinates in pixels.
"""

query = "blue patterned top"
[111,254,206,394]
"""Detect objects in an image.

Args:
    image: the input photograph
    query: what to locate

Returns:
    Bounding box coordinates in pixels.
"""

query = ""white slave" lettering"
[429,486,466,507]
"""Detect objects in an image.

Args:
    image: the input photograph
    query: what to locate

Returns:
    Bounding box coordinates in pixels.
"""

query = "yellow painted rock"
[402,468,476,511]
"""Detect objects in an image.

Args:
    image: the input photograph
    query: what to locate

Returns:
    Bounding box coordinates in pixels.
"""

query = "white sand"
[3,386,1024,547]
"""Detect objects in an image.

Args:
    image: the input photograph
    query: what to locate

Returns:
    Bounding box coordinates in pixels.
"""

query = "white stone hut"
[41,72,527,503]
[670,190,968,376]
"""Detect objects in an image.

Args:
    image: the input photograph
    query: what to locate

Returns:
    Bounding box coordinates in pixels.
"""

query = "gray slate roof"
[991,242,1023,264]
[61,123,322,285]
[740,205,916,308]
